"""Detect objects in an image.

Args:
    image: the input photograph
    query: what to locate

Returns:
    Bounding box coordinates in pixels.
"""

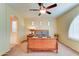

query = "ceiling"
[7,3,78,18]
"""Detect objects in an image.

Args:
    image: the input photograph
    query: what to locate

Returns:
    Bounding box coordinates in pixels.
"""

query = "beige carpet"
[6,42,79,56]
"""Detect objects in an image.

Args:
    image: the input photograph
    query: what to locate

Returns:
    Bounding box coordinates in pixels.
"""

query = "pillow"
[32,37,38,38]
[42,37,47,38]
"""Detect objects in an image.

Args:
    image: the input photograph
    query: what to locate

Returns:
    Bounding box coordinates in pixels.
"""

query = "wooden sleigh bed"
[27,29,58,53]
[27,37,58,53]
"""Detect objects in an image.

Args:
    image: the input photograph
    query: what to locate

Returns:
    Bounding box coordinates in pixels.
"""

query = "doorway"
[10,16,19,47]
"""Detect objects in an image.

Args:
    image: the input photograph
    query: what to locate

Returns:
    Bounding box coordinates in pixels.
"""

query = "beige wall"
[56,5,79,53]
[24,16,57,37]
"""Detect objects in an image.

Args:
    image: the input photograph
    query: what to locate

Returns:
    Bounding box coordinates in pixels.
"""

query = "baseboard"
[1,47,11,56]
[59,41,79,55]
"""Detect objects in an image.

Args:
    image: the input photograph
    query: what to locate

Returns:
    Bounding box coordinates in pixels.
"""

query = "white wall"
[0,3,9,55]
[18,16,25,40]
[7,4,26,41]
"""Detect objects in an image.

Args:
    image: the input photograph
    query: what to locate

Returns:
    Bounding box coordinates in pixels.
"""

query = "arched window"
[68,15,79,41]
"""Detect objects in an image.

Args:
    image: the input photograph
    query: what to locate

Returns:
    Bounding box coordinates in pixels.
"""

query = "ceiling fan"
[29,3,57,16]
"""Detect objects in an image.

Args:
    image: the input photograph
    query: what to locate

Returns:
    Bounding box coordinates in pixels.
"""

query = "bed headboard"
[29,29,49,37]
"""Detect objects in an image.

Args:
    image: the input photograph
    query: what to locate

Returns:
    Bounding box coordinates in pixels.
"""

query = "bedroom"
[0,3,79,56]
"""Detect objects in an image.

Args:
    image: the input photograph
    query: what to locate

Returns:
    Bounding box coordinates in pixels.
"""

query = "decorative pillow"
[32,37,38,38]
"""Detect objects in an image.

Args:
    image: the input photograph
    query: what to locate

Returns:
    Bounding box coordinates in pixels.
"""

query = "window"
[48,21,50,26]
[12,21,17,32]
[32,21,34,26]
[68,15,79,41]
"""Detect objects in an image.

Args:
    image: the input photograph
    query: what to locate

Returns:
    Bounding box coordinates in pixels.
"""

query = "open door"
[10,16,19,47]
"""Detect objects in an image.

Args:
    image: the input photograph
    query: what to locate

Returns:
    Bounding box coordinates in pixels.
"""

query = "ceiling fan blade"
[38,3,45,9]
[29,9,39,11]
[38,3,43,7]
[38,13,41,16]
[46,3,57,9]
[46,11,51,14]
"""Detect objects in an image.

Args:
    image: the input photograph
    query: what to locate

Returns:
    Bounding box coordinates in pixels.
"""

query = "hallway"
[5,42,79,56]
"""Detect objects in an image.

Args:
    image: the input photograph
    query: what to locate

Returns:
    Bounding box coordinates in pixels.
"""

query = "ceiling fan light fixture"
[40,9,46,14]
